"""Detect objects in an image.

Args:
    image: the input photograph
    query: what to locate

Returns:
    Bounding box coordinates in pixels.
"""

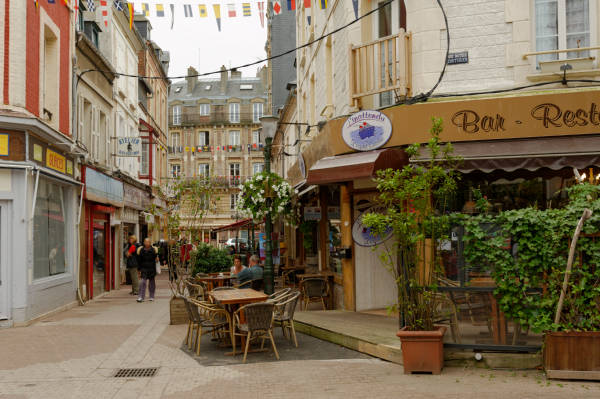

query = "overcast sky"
[132,1,269,81]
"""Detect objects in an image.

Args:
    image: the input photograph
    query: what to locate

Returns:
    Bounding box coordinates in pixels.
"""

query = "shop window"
[33,179,67,279]
[229,103,240,123]
[535,0,592,65]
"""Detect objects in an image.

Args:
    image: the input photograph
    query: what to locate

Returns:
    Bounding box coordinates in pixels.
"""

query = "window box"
[539,56,596,73]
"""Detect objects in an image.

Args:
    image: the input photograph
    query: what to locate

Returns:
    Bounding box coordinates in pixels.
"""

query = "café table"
[196,275,235,291]
[209,288,268,355]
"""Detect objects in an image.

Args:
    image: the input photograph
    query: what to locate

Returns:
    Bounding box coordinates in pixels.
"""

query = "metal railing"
[169,112,262,127]
[349,30,412,109]
[522,46,600,60]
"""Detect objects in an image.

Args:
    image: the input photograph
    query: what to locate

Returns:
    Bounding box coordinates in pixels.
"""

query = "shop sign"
[46,149,66,173]
[85,167,124,206]
[123,184,145,210]
[304,207,321,221]
[0,134,9,156]
[116,137,142,157]
[342,110,392,151]
[33,144,43,162]
[352,205,393,247]
[327,206,340,219]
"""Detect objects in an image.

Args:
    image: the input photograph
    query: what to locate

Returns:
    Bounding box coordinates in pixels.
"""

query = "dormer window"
[240,84,253,90]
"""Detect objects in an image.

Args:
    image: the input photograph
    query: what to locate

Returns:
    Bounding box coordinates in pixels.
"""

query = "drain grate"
[114,368,158,378]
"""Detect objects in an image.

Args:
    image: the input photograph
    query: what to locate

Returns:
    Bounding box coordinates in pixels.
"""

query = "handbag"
[156,260,162,275]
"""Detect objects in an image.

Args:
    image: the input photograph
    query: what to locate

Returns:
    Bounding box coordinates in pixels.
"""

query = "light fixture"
[260,115,278,142]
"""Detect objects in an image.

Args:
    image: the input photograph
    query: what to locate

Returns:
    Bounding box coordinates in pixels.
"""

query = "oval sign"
[342,110,392,151]
[352,205,393,247]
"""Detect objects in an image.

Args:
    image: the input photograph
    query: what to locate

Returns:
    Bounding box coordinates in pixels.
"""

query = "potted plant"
[362,118,460,374]
[236,171,298,224]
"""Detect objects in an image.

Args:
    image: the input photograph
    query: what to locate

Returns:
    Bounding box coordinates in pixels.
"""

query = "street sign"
[116,137,142,157]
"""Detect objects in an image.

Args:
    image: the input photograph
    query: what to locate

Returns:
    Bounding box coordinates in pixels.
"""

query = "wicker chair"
[233,302,280,363]
[251,279,264,291]
[300,278,329,310]
[273,291,301,347]
[268,288,292,301]
[182,296,205,350]
[190,299,233,356]
[212,286,236,291]
[185,280,206,301]
[234,280,253,289]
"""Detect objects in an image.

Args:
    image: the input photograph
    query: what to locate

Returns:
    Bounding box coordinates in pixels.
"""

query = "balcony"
[167,144,264,155]
[522,46,600,82]
[349,30,412,109]
[169,112,261,127]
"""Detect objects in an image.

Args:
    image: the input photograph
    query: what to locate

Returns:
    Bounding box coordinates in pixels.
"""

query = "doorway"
[0,201,11,321]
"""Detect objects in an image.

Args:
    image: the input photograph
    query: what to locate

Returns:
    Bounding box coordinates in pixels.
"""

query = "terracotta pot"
[396,325,446,374]
[544,331,600,380]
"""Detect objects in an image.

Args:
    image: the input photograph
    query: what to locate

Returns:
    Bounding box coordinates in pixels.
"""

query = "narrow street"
[0,275,597,399]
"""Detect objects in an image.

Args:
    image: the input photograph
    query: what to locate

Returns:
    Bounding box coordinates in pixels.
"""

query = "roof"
[168,77,267,103]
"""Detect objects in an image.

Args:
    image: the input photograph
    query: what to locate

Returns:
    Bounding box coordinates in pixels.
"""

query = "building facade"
[168,66,268,244]
[0,1,78,326]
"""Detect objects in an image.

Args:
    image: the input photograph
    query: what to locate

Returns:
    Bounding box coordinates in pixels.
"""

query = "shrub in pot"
[363,118,460,374]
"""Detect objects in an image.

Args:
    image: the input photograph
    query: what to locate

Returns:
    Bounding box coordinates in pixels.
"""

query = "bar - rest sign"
[46,149,66,173]
[117,137,142,157]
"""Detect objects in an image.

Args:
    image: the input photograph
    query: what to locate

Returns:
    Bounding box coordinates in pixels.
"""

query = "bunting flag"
[141,3,149,16]
[34,0,38,8]
[287,0,295,11]
[257,2,264,27]
[184,4,193,17]
[352,0,358,19]
[227,3,236,17]
[213,4,221,31]
[87,0,95,11]
[320,0,327,9]
[113,0,123,12]
[307,15,311,25]
[242,3,251,16]
[304,0,311,7]
[156,3,164,17]
[127,3,134,29]
[170,4,175,29]
[100,0,109,27]
[48,0,55,3]
[198,4,207,17]
[273,1,282,15]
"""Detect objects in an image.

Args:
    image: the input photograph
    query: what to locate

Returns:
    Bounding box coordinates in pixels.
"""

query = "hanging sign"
[342,110,392,151]
[116,137,142,157]
[303,206,321,221]
[352,205,393,247]
[327,206,340,219]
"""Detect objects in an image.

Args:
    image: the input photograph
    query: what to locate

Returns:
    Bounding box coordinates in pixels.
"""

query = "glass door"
[0,201,10,320]
[92,221,106,296]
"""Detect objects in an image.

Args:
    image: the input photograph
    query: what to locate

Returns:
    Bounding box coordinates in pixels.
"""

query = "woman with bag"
[136,238,159,303]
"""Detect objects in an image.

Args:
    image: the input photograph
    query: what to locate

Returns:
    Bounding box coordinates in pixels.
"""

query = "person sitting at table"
[230,255,246,275]
[235,255,263,286]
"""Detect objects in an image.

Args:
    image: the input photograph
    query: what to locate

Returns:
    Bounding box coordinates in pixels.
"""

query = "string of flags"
[167,143,265,154]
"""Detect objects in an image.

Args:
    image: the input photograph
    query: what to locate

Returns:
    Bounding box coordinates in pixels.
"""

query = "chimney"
[186,66,198,94]
[220,65,228,94]
[230,68,242,79]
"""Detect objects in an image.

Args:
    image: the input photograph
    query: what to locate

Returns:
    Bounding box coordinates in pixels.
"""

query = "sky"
[132,1,269,81]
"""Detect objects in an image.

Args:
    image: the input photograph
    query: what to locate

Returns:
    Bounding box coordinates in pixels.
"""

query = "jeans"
[129,267,139,295]
[138,276,155,300]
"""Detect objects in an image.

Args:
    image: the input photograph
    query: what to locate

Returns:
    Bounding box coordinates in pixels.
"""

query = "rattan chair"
[185,280,207,301]
[300,278,329,310]
[212,286,236,291]
[273,291,301,347]
[182,296,205,350]
[268,288,292,301]
[190,299,233,356]
[234,280,253,289]
[233,302,280,363]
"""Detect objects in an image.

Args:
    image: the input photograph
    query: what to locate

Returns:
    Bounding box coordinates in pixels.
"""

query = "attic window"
[175,87,182,93]
[205,85,211,90]
[240,84,253,90]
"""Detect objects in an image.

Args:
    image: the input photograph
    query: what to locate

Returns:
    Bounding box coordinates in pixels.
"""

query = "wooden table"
[209,288,269,355]
[197,275,235,291]
[297,272,336,309]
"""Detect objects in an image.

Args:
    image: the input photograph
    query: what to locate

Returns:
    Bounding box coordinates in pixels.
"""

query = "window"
[252,130,261,146]
[199,104,210,116]
[171,164,181,178]
[43,25,59,127]
[198,163,210,177]
[99,112,107,164]
[33,178,67,279]
[253,163,264,174]
[171,132,180,147]
[172,105,182,125]
[253,102,264,123]
[229,163,240,177]
[240,84,253,90]
[198,131,209,146]
[92,108,99,161]
[230,193,239,210]
[141,140,149,175]
[229,102,240,123]
[229,130,241,146]
[535,0,592,65]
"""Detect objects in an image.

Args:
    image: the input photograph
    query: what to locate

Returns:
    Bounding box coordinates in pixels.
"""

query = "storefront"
[288,88,600,350]
[81,166,124,300]
[0,125,80,327]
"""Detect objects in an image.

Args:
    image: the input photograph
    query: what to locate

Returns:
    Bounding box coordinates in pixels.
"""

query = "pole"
[264,136,274,295]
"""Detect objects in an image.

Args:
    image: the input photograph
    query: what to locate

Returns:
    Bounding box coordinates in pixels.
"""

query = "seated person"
[235,255,263,286]
[230,255,246,275]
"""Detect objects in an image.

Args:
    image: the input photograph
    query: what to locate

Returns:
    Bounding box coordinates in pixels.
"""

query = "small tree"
[362,117,461,330]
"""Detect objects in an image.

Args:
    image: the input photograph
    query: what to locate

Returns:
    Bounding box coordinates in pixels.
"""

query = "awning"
[306,148,409,185]
[212,218,263,233]
[412,135,600,174]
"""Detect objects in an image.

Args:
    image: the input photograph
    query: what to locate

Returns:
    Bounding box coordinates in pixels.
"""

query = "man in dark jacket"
[136,238,159,302]
[124,235,141,295]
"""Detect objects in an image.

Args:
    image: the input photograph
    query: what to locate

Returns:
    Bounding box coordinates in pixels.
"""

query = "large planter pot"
[544,331,600,380]
[169,296,188,325]
[397,326,446,374]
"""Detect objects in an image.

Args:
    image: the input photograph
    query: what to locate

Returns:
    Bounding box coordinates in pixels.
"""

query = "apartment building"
[168,66,269,242]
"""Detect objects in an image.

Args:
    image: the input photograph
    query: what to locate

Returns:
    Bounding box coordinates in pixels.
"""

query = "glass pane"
[93,227,105,295]
[535,0,559,64]
[378,1,392,38]
[34,179,67,279]
[566,0,590,58]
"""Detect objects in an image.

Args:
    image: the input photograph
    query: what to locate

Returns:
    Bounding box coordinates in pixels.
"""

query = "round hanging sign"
[352,205,394,247]
[342,110,392,151]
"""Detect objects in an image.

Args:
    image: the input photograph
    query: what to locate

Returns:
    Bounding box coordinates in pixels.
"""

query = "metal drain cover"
[114,368,158,378]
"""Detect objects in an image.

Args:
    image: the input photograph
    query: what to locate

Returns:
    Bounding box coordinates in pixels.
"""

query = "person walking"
[124,235,141,296]
[136,238,159,303]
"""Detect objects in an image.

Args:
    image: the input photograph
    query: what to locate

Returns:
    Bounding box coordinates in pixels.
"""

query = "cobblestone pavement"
[1,276,599,399]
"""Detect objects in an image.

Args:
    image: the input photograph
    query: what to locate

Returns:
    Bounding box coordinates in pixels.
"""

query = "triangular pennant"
[352,0,358,19]
[213,4,221,31]
[258,2,265,27]
[304,0,311,7]
[198,4,207,17]
[273,1,282,15]
[170,4,175,29]
[319,0,327,9]
[127,3,134,30]
[156,3,165,17]
[287,0,296,11]
[184,4,193,18]
[141,3,149,16]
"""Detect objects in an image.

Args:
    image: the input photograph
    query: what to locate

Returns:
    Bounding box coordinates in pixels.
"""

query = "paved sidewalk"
[0,276,599,399]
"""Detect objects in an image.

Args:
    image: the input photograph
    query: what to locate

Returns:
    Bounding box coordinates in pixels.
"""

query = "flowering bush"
[236,171,296,223]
